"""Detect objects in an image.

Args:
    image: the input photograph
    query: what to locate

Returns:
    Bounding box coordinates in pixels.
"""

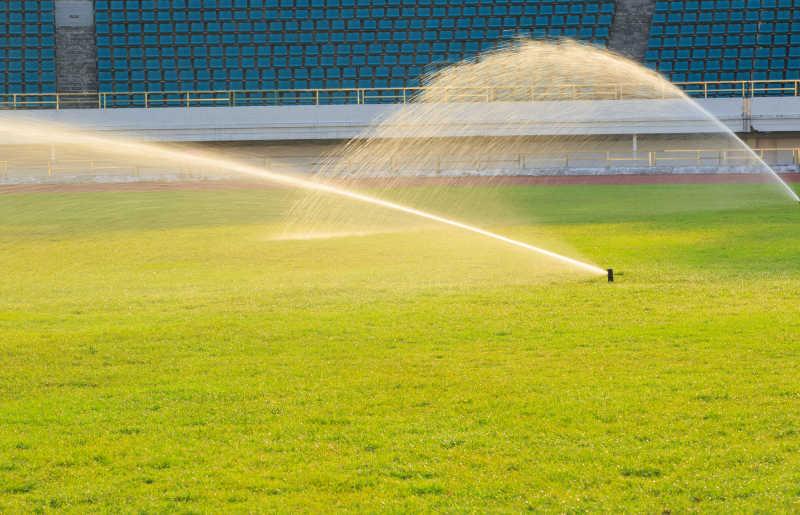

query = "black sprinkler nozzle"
[607,268,614,282]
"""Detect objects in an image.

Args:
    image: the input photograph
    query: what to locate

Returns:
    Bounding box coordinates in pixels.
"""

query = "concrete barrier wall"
[3,97,800,143]
[751,97,800,132]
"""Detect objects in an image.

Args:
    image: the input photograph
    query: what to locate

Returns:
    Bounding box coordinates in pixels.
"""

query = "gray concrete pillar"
[607,0,658,62]
[55,1,97,94]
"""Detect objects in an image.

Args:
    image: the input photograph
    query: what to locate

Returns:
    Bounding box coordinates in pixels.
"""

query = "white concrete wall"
[751,97,800,132]
[4,97,800,143]
[1,97,799,144]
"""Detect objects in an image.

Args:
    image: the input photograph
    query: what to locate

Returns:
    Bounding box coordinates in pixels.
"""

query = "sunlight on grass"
[0,183,798,511]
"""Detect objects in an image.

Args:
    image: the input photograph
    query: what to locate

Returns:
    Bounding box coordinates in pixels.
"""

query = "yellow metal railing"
[1,79,800,111]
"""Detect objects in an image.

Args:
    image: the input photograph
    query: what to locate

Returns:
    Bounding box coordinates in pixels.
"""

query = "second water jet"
[287,38,798,242]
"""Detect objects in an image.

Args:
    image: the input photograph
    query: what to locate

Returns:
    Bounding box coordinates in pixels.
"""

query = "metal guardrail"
[1,80,800,111]
[2,148,798,179]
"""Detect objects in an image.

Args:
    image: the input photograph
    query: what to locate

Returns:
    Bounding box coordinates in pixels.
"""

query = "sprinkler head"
[607,268,614,283]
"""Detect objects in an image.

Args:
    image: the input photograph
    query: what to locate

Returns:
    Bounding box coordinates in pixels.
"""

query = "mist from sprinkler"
[5,40,796,279]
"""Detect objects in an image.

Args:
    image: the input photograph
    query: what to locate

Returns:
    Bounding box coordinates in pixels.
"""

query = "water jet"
[0,116,607,277]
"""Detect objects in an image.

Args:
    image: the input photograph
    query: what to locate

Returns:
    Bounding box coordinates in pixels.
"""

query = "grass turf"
[0,183,799,511]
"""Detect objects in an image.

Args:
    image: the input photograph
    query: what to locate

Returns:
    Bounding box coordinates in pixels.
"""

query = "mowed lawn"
[0,183,799,512]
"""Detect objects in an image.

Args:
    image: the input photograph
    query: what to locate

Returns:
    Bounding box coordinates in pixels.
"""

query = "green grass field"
[1,183,799,512]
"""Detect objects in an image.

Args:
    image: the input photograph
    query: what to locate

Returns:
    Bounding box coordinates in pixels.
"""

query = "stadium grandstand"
[1,0,799,107]
[2,0,800,182]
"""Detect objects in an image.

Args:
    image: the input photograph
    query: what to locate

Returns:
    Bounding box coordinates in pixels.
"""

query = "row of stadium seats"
[98,16,613,31]
[655,12,800,22]
[647,35,794,49]
[102,65,440,78]
[0,48,55,59]
[0,61,55,71]
[2,1,53,12]
[655,0,798,10]
[648,47,800,59]
[98,25,611,40]
[0,14,54,23]
[652,59,800,70]
[0,2,55,94]
[669,72,796,84]
[101,0,597,5]
[97,1,613,14]
[0,27,55,37]
[98,53,527,65]
[655,26,800,38]
[96,28,609,46]
[98,5,613,18]
[98,42,567,57]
